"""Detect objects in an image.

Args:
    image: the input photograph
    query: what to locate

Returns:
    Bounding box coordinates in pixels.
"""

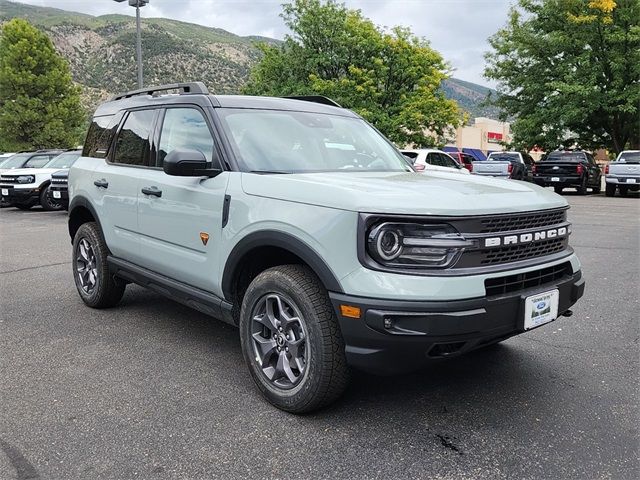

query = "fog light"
[383,317,393,329]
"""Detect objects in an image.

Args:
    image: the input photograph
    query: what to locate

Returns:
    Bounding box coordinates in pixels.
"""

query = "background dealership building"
[443,117,512,160]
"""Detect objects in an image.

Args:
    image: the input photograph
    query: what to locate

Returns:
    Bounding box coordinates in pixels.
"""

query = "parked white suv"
[401,149,471,175]
[0,150,81,210]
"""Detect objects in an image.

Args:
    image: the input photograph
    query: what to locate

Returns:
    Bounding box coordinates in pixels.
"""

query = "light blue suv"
[68,83,585,412]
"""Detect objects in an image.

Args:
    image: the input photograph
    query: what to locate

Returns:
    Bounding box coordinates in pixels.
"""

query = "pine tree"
[0,19,85,151]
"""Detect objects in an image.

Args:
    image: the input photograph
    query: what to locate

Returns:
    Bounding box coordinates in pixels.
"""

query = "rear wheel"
[605,183,616,197]
[72,222,125,308]
[40,184,63,211]
[592,179,601,194]
[239,265,349,413]
[554,186,564,194]
[576,176,588,195]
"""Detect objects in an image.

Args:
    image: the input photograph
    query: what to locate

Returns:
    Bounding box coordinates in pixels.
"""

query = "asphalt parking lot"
[1,192,638,480]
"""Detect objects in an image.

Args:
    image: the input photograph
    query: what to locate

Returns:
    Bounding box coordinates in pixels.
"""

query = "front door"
[135,106,228,293]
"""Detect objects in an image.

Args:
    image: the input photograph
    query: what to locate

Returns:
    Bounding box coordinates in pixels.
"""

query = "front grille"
[0,176,19,184]
[479,209,566,233]
[485,262,572,296]
[51,177,67,185]
[479,238,567,265]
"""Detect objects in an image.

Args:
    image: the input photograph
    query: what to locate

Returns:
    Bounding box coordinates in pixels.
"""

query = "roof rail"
[110,82,209,101]
[284,95,342,108]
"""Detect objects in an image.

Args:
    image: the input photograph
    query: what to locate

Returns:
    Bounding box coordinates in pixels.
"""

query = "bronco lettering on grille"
[484,226,570,248]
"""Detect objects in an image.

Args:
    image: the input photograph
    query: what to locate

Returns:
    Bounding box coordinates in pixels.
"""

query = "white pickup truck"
[473,151,534,181]
[605,150,640,197]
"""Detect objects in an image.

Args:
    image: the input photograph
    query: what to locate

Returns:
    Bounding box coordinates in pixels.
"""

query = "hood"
[241,171,567,216]
[0,167,58,177]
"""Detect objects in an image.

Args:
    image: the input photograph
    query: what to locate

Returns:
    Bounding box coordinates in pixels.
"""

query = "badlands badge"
[200,232,210,246]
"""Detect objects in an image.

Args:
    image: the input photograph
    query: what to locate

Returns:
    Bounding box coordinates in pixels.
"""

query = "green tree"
[0,19,85,151]
[243,0,461,147]
[485,0,640,153]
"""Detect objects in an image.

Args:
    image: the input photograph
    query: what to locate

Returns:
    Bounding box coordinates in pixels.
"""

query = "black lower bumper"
[0,186,39,206]
[329,270,584,374]
[48,187,69,207]
[534,175,581,188]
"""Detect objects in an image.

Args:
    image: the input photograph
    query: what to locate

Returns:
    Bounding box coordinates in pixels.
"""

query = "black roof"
[93,84,358,118]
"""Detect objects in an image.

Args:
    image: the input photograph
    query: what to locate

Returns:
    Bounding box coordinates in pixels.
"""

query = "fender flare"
[221,230,344,300]
[68,195,103,241]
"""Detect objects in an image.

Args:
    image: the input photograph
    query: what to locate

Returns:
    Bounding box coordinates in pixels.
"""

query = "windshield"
[544,152,586,162]
[617,151,640,163]
[488,153,519,161]
[0,153,31,169]
[218,109,411,173]
[45,151,81,169]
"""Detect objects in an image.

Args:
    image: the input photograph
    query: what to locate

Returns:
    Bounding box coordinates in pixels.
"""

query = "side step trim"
[107,256,236,326]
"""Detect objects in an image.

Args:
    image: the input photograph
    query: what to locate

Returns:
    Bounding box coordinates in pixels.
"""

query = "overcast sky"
[14,0,514,87]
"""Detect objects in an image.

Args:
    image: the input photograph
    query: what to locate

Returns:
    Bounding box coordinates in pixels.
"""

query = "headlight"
[366,222,476,269]
[17,175,35,184]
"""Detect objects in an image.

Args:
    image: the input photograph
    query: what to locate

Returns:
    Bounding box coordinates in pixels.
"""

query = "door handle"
[141,186,162,197]
[93,179,108,188]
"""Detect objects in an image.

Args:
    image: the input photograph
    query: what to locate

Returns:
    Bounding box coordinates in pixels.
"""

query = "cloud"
[13,0,512,86]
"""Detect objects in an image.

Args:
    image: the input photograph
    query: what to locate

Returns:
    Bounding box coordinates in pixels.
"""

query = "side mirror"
[163,149,221,177]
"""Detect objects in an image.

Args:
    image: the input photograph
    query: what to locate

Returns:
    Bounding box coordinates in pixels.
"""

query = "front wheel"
[40,185,63,211]
[72,222,125,308]
[239,265,349,413]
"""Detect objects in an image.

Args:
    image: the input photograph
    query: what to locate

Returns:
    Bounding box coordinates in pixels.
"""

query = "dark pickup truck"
[533,151,601,195]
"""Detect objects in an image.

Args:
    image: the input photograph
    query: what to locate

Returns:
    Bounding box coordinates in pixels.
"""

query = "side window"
[25,155,51,168]
[113,110,155,166]
[158,108,216,166]
[402,152,418,161]
[426,153,438,166]
[440,153,458,168]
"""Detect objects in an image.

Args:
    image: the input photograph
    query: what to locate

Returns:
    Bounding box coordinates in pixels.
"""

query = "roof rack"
[284,95,342,108]
[110,82,209,101]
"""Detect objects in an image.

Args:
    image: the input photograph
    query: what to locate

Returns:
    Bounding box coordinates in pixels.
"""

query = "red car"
[447,151,475,173]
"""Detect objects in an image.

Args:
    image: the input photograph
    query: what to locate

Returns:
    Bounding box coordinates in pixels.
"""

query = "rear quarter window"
[83,114,118,158]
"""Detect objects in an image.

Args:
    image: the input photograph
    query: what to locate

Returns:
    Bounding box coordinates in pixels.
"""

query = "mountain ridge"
[0,0,500,119]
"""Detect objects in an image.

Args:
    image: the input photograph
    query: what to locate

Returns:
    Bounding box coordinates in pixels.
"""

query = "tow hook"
[562,309,573,317]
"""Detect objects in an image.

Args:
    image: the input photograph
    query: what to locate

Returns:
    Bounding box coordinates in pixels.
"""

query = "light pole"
[114,0,148,88]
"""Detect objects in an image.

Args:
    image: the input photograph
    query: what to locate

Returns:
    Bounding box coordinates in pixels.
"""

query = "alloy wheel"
[250,293,308,389]
[76,238,98,294]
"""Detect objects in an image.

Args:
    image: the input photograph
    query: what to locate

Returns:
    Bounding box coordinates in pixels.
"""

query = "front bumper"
[329,269,584,374]
[48,186,69,206]
[0,185,39,206]
[534,175,581,187]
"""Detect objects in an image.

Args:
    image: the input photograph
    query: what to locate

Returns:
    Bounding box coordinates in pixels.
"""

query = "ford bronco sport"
[68,83,585,413]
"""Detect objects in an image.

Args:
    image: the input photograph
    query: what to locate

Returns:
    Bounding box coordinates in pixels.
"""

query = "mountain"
[441,78,501,120]
[0,0,500,119]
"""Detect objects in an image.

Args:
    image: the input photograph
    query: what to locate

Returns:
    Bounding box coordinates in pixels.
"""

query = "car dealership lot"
[1,194,638,479]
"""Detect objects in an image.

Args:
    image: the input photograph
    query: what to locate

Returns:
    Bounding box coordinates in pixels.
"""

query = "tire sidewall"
[239,269,329,410]
[72,223,107,306]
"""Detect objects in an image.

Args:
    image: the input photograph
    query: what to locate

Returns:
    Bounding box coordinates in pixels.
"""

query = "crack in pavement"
[0,438,40,480]
[0,261,70,275]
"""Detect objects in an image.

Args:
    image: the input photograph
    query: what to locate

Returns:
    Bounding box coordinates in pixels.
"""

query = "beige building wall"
[447,117,511,152]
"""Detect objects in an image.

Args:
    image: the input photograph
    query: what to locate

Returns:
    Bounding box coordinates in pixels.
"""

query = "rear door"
[92,108,158,264]
[135,105,229,292]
